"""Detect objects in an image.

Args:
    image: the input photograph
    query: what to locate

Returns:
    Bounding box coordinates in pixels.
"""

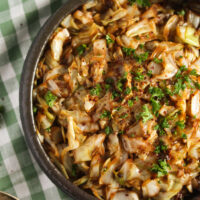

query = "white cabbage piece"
[102,8,128,25]
[50,28,70,61]
[155,53,178,80]
[73,10,93,25]
[142,179,160,197]
[176,25,199,47]
[187,10,200,29]
[89,154,102,179]
[188,91,200,119]
[189,141,200,159]
[163,15,179,41]
[126,19,157,38]
[110,190,139,200]
[118,159,140,181]
[73,133,105,162]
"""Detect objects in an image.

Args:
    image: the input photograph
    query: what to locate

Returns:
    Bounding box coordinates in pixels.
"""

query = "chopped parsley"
[175,65,187,78]
[173,79,186,95]
[156,117,169,136]
[112,91,120,99]
[105,126,113,135]
[153,57,163,64]
[122,47,135,56]
[33,106,37,114]
[120,113,128,119]
[133,71,144,81]
[181,133,187,139]
[139,44,144,49]
[128,0,150,7]
[135,52,149,64]
[122,47,149,63]
[106,34,114,45]
[177,9,185,16]
[90,84,102,96]
[119,130,124,135]
[151,159,171,177]
[190,69,198,76]
[176,120,185,129]
[138,104,153,123]
[100,110,111,120]
[46,127,51,132]
[44,91,57,107]
[128,99,134,107]
[154,141,168,154]
[125,87,131,95]
[77,44,87,55]
[147,70,152,77]
[149,87,165,115]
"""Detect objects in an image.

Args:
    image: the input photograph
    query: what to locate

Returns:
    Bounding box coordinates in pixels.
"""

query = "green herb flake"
[135,52,149,64]
[190,69,198,76]
[176,120,185,130]
[151,159,171,177]
[181,133,187,139]
[100,110,111,120]
[106,34,114,45]
[77,44,87,55]
[119,130,124,135]
[90,84,102,96]
[139,104,153,123]
[177,9,185,16]
[122,47,135,56]
[46,127,51,132]
[105,126,113,135]
[33,106,37,114]
[125,87,131,95]
[128,0,150,7]
[175,65,187,78]
[147,70,152,77]
[134,71,144,81]
[153,57,163,64]
[44,91,57,107]
[154,141,168,154]
[120,113,128,119]
[128,99,134,107]
[112,91,120,99]
[139,44,144,49]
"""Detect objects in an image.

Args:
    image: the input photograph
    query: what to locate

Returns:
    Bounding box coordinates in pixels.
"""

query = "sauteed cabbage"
[33,0,200,199]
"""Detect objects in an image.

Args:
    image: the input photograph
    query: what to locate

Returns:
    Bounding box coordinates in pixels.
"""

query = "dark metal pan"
[19,0,200,199]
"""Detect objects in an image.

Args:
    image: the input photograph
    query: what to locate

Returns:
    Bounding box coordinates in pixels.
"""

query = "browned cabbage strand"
[33,0,200,199]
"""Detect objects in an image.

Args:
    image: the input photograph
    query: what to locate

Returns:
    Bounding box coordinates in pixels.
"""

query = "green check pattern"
[0,0,73,199]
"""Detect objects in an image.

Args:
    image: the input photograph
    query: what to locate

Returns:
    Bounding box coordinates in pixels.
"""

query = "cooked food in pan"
[33,0,200,199]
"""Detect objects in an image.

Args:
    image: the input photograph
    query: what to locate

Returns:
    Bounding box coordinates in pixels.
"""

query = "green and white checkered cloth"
[0,0,73,199]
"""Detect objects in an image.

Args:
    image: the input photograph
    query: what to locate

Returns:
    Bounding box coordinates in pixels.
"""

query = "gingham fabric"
[0,0,73,199]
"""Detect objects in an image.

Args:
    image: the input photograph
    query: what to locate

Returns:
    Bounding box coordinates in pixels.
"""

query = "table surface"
[0,0,73,199]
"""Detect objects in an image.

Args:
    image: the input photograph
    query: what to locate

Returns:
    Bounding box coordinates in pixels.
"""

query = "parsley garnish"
[128,99,134,107]
[190,69,198,76]
[77,44,87,55]
[100,110,111,120]
[156,117,169,136]
[181,133,187,139]
[149,87,165,115]
[147,70,152,77]
[153,57,163,64]
[120,113,128,119]
[112,91,120,99]
[90,84,102,96]
[128,0,150,7]
[33,106,37,114]
[44,91,57,107]
[154,141,168,154]
[125,87,131,95]
[151,159,171,177]
[122,47,135,56]
[176,120,185,129]
[175,65,187,78]
[138,105,153,123]
[105,126,113,135]
[177,9,185,16]
[173,79,186,95]
[134,71,144,81]
[106,34,114,45]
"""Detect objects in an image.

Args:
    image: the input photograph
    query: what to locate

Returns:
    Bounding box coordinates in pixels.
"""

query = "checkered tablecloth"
[0,0,73,199]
